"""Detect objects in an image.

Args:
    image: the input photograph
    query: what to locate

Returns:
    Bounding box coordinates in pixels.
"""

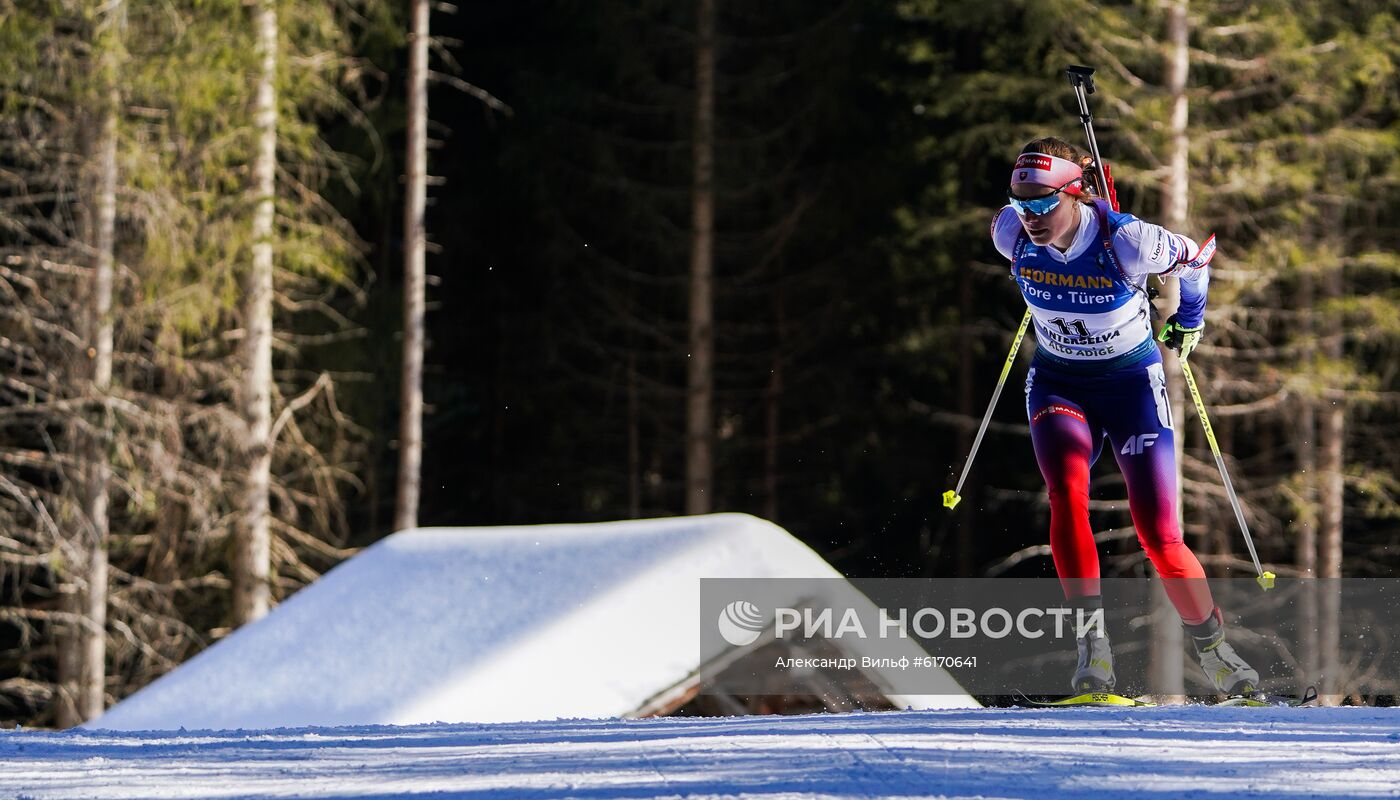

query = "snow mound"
[92,513,972,731]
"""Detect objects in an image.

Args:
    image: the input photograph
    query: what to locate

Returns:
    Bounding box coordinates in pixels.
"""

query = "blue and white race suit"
[991,199,1209,374]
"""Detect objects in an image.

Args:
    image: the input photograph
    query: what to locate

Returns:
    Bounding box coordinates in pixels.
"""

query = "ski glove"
[1158,313,1204,360]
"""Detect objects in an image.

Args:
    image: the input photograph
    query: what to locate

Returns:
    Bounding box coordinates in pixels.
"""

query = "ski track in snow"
[4,707,1400,799]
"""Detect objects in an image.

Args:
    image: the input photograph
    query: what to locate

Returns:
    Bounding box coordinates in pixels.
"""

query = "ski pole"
[1066,65,1116,211]
[1064,65,1120,211]
[944,308,1032,510]
[1180,359,1276,591]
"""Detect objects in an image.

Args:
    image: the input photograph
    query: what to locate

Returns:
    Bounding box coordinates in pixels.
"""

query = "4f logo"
[1120,433,1158,456]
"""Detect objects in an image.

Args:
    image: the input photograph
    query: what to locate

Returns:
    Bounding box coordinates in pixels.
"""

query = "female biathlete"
[992,136,1258,696]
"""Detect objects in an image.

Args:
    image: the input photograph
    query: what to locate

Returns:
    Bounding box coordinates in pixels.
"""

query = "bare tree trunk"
[1294,273,1320,691]
[1293,393,1318,510]
[954,266,975,576]
[1213,417,1235,567]
[685,0,716,515]
[233,0,278,626]
[395,0,430,533]
[55,589,81,726]
[1318,265,1345,703]
[627,350,640,518]
[1149,0,1189,700]
[58,0,124,727]
[78,0,122,720]
[764,273,784,522]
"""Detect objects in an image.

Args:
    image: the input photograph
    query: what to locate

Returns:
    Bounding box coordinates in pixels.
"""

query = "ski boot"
[1187,607,1260,695]
[1072,628,1116,693]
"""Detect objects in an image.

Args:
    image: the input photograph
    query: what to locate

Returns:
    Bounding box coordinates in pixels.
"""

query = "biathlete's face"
[1009,181,1079,247]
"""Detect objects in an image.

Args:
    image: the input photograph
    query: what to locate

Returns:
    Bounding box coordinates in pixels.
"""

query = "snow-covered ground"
[30,515,1399,797]
[6,706,1400,799]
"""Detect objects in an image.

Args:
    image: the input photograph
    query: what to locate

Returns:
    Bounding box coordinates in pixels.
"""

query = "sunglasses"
[1007,179,1080,217]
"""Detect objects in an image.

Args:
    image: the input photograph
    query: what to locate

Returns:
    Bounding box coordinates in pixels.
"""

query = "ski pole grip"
[1066,65,1096,94]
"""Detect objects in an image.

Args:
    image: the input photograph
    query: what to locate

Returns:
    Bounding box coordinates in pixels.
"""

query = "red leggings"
[1027,361,1214,625]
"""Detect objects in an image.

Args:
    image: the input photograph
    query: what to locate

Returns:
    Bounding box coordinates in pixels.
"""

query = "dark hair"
[1020,136,1100,201]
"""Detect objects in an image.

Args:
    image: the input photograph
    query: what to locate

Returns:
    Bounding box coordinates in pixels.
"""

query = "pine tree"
[1,0,378,724]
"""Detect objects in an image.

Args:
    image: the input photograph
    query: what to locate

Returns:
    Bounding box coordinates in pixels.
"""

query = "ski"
[1012,685,1318,709]
[1011,690,1156,708]
[1212,686,1319,708]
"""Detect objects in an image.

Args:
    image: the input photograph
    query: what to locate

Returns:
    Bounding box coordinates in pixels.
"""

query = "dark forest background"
[345,0,1026,571]
[3,0,1399,725]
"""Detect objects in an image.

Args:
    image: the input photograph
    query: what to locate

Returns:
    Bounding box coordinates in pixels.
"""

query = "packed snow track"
[5,706,1400,798]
